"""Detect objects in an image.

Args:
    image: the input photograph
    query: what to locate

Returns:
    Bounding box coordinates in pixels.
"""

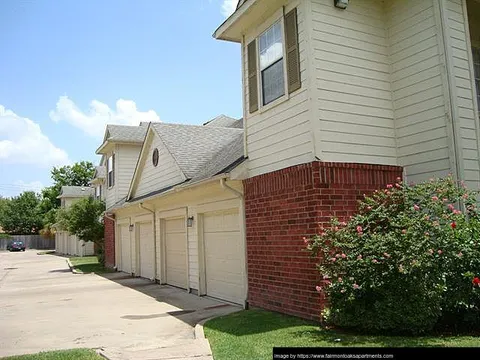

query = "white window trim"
[107,154,114,189]
[255,8,290,114]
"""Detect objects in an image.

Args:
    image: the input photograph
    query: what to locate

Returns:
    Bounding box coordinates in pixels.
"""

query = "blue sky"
[0,0,241,197]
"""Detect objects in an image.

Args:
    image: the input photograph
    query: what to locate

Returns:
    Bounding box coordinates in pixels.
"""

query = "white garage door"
[119,224,131,273]
[204,208,244,304]
[165,217,187,289]
[138,222,155,279]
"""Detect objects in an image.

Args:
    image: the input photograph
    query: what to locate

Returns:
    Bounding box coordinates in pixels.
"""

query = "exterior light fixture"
[334,0,348,9]
[129,224,134,232]
[187,216,194,228]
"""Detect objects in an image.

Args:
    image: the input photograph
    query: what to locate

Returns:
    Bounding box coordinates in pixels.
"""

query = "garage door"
[138,222,155,279]
[119,224,131,273]
[165,217,187,288]
[204,209,244,304]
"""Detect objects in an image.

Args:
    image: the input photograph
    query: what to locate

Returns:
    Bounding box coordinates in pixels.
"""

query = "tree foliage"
[56,196,105,263]
[306,176,480,334]
[0,191,43,234]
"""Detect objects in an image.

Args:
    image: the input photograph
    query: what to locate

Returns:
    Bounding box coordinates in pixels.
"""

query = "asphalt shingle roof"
[57,186,94,199]
[203,115,243,129]
[105,123,149,143]
[94,166,106,179]
[151,123,244,180]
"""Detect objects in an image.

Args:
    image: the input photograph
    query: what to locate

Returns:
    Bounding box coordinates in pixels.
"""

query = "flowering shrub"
[306,176,480,334]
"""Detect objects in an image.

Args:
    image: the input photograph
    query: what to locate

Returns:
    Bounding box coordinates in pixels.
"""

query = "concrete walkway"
[0,250,240,359]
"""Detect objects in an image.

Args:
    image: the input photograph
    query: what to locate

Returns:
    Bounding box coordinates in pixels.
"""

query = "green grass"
[204,310,480,360]
[1,349,102,360]
[69,256,112,274]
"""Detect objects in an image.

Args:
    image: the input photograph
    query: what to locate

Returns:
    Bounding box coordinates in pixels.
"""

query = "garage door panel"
[204,209,244,304]
[120,224,131,273]
[165,218,187,289]
[139,222,155,279]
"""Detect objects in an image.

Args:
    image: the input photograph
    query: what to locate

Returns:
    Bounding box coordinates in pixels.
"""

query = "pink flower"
[334,226,339,231]
[336,254,341,258]
[356,225,363,234]
[413,204,420,211]
[330,257,337,262]
[438,249,443,255]
[432,196,439,201]
[323,275,330,280]
[357,255,363,260]
[454,209,462,215]
[353,283,360,289]
[424,232,430,236]
[303,237,308,244]
[340,222,347,226]
[341,253,347,259]
[338,277,343,283]
[366,206,372,211]
[443,198,448,203]
[402,229,407,234]
[458,252,463,257]
[315,286,322,292]
[383,252,390,258]
[448,204,455,211]
[396,177,402,182]
[386,184,393,189]
[372,259,378,264]
[395,183,401,188]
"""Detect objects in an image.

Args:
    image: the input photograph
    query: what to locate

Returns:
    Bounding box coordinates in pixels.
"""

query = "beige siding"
[243,0,314,177]
[311,0,397,165]
[131,132,186,199]
[387,0,453,183]
[116,144,142,200]
[445,0,480,188]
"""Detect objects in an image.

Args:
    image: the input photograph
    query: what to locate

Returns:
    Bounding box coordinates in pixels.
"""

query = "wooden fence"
[0,235,55,250]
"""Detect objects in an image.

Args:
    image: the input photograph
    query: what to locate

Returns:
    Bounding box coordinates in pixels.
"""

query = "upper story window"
[247,8,301,113]
[95,185,102,200]
[107,154,115,188]
[259,21,285,105]
[473,46,480,116]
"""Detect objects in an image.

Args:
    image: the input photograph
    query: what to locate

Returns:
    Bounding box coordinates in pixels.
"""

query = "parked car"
[7,241,26,252]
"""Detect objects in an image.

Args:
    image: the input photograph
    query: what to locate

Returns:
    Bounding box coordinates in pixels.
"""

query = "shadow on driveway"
[98,271,240,327]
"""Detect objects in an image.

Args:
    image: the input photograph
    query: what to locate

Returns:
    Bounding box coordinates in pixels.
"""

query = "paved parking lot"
[0,250,239,358]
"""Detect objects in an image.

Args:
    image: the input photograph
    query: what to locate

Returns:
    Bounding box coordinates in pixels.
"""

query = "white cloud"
[221,0,237,17]
[49,96,161,139]
[0,105,71,168]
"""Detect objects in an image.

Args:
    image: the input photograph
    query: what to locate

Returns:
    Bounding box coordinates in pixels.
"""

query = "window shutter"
[247,40,259,113]
[285,8,301,94]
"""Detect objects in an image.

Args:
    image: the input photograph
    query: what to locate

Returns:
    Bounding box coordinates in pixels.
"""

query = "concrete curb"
[65,259,82,274]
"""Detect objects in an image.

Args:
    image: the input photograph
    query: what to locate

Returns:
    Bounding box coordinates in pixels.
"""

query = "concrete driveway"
[0,250,239,359]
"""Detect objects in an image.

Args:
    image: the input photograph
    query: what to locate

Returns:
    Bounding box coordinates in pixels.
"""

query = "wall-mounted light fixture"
[334,0,348,9]
[129,224,134,232]
[187,216,194,228]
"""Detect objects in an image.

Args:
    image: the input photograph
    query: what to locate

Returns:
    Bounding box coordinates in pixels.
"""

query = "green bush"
[306,176,480,334]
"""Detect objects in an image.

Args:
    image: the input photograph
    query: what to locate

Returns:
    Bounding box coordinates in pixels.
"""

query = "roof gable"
[127,127,187,200]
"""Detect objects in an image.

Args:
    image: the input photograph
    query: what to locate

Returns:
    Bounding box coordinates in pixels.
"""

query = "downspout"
[139,203,156,282]
[220,178,249,310]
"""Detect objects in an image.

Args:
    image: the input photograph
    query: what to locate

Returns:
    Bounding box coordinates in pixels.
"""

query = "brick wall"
[104,215,115,269]
[243,161,403,321]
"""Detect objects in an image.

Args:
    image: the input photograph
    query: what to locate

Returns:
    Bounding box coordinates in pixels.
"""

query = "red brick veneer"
[104,215,115,269]
[243,161,403,321]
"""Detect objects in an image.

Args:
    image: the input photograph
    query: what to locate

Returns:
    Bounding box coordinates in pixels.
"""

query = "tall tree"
[0,192,43,234]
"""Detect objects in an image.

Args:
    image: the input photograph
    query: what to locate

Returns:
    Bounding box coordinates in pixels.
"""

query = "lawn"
[203,310,480,360]
[69,256,112,274]
[1,349,102,360]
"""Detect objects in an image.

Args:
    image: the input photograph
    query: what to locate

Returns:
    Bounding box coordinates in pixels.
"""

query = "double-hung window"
[259,21,285,105]
[247,8,301,113]
[107,154,115,188]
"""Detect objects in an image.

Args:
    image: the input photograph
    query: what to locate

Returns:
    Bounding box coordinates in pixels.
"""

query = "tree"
[0,192,43,234]
[56,197,106,263]
[39,161,95,237]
